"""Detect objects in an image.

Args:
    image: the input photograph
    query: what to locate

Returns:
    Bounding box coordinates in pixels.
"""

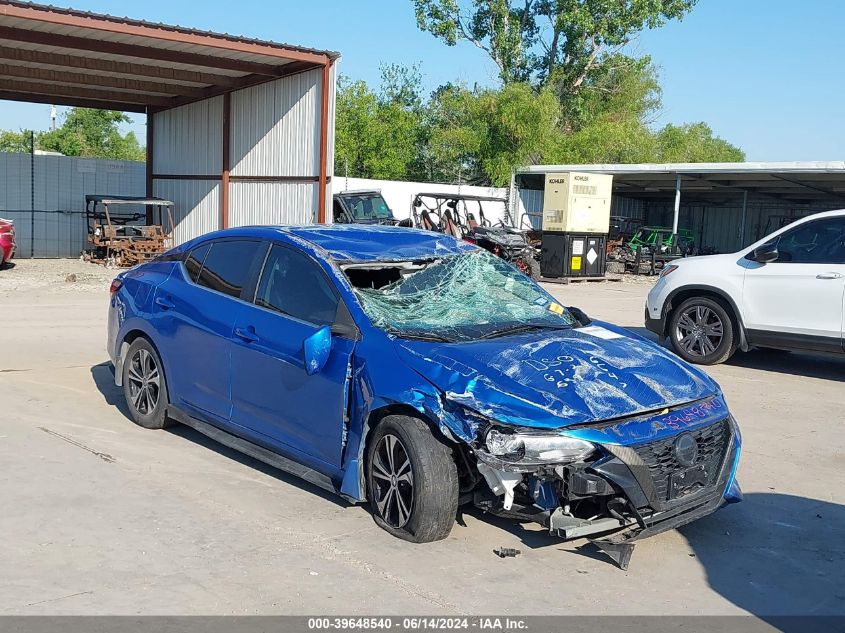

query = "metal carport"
[0,0,340,245]
[513,162,845,252]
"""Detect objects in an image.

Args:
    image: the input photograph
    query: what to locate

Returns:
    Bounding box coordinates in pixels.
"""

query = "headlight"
[484,428,595,465]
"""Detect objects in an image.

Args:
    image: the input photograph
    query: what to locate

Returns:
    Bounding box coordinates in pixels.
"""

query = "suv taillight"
[109,279,123,294]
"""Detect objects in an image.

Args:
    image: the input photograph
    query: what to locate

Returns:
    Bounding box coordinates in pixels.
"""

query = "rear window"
[196,240,260,298]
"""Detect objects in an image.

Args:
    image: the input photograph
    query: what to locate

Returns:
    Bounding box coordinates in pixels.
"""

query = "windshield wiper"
[478,323,571,340]
[388,330,452,343]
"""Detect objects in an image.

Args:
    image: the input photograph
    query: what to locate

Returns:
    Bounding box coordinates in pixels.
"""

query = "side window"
[255,245,339,326]
[776,219,845,264]
[185,243,210,282]
[196,240,260,298]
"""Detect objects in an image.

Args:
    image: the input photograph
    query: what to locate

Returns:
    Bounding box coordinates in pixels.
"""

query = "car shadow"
[726,349,844,382]
[88,362,349,509]
[682,493,845,619]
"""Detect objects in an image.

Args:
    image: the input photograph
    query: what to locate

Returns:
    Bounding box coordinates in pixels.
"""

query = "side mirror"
[303,326,332,375]
[751,243,779,263]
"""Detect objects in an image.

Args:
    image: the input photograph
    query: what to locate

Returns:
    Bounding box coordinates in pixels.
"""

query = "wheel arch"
[114,325,169,387]
[344,403,458,503]
[664,285,748,351]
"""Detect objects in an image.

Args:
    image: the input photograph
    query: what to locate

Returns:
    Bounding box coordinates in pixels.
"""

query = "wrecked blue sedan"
[108,225,741,567]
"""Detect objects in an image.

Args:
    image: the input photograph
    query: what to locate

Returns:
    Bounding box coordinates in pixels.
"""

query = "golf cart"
[411,192,540,279]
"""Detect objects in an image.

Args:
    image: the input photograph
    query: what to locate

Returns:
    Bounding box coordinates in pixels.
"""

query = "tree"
[0,129,34,153]
[429,82,564,185]
[334,65,429,180]
[412,0,696,92]
[655,122,744,162]
[37,108,144,161]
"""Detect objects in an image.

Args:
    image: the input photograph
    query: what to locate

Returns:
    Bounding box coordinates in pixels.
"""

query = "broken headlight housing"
[483,428,596,466]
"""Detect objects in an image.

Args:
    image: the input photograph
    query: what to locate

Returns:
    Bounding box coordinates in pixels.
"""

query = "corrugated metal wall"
[151,66,336,244]
[153,97,223,175]
[231,70,320,177]
[514,181,839,253]
[643,199,836,253]
[0,152,144,257]
[152,179,221,245]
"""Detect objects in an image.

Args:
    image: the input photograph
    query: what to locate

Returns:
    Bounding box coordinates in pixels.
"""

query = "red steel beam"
[155,61,322,112]
[146,108,154,224]
[0,45,243,87]
[0,77,173,106]
[0,26,286,76]
[0,2,333,66]
[221,92,231,230]
[0,64,209,97]
[0,89,146,112]
[317,62,331,224]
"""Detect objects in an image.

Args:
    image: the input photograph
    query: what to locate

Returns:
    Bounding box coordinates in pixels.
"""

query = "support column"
[317,60,331,223]
[221,92,231,230]
[145,107,154,224]
[672,174,682,241]
[739,190,748,248]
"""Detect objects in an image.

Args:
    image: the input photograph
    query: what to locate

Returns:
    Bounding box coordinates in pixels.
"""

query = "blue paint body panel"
[108,225,740,509]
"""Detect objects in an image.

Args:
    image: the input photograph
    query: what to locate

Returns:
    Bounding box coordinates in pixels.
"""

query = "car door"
[229,242,357,469]
[153,238,264,422]
[742,217,845,350]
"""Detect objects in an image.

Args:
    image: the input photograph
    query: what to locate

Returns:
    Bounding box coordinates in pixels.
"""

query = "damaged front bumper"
[470,404,742,568]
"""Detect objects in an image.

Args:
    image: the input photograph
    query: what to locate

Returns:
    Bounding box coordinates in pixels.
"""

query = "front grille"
[633,419,730,503]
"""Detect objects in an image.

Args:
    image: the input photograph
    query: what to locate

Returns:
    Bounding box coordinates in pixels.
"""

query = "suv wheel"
[366,415,458,543]
[669,297,736,365]
[122,337,172,429]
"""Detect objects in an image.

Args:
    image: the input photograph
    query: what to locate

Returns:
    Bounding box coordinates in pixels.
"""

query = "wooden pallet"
[539,275,623,285]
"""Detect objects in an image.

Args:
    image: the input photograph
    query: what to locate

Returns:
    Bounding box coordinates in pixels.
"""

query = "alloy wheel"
[371,434,414,528]
[127,348,161,416]
[675,305,724,357]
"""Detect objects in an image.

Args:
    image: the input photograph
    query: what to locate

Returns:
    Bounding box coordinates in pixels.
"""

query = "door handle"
[234,327,259,343]
[155,296,175,310]
[816,272,843,280]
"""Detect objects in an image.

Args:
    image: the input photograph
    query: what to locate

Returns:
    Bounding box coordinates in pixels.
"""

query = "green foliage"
[0,129,34,153]
[413,0,696,90]
[335,66,429,180]
[429,83,564,185]
[655,122,744,162]
[38,109,145,161]
[0,109,144,161]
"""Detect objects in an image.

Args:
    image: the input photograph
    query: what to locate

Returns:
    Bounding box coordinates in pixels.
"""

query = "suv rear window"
[196,240,260,298]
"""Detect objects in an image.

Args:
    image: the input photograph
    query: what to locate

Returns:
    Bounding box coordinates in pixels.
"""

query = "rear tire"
[526,257,541,280]
[668,297,736,365]
[122,337,172,429]
[366,415,458,543]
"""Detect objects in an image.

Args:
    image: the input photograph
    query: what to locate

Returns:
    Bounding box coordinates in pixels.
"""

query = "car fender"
[339,340,458,502]
[113,316,170,388]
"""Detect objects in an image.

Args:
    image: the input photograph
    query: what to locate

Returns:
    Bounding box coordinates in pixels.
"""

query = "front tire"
[122,338,172,429]
[668,297,736,365]
[366,415,458,543]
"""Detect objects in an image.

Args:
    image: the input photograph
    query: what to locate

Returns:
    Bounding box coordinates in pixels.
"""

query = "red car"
[0,218,16,267]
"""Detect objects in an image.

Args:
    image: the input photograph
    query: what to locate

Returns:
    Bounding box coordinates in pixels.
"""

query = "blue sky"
[1,0,843,161]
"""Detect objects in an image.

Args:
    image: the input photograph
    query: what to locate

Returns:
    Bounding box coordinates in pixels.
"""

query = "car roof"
[198,224,476,262]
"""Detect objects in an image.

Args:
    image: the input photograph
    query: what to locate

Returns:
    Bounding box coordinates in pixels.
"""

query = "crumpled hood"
[394,321,718,429]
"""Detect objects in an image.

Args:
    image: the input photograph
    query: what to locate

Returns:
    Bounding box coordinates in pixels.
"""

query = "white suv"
[645,209,845,364]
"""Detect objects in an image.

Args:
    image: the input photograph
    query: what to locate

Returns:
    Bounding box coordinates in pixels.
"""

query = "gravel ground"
[0,258,117,295]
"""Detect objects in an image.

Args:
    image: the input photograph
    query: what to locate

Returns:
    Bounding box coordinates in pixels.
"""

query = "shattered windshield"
[348,249,575,342]
[343,194,394,220]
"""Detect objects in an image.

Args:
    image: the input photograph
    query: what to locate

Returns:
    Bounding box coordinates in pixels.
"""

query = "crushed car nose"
[471,415,740,570]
